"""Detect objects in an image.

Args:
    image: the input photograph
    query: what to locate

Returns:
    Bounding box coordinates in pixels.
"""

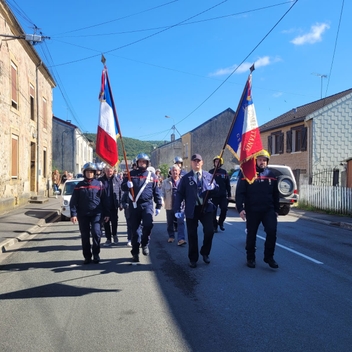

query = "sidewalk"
[0,196,61,253]
[289,207,352,231]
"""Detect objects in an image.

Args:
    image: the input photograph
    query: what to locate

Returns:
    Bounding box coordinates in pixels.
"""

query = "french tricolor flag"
[96,69,119,166]
[226,73,263,183]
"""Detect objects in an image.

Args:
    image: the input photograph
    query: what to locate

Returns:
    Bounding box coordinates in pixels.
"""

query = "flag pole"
[201,65,255,210]
[218,64,255,167]
[101,55,135,201]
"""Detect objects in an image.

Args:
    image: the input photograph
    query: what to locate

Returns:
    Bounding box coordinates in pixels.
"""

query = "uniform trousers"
[166,209,185,241]
[103,209,118,241]
[129,201,154,255]
[78,213,102,260]
[185,205,214,262]
[212,196,229,228]
[245,209,277,260]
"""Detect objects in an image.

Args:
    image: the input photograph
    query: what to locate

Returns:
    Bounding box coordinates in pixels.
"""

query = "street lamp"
[165,115,182,140]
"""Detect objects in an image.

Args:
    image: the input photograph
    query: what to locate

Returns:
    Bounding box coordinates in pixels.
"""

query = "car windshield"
[268,167,292,177]
[63,181,79,195]
[230,169,240,181]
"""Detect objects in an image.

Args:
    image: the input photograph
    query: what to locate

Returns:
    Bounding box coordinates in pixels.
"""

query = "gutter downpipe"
[36,61,42,195]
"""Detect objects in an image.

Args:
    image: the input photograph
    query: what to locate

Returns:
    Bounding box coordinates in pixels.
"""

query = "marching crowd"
[67,150,280,269]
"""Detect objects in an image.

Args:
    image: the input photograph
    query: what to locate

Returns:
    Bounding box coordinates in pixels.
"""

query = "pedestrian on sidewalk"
[236,150,280,269]
[52,170,61,197]
[121,153,162,263]
[70,162,110,264]
[161,164,186,246]
[174,154,219,268]
[99,165,121,246]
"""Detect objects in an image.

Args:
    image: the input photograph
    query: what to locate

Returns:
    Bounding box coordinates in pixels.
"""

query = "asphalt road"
[0,206,351,352]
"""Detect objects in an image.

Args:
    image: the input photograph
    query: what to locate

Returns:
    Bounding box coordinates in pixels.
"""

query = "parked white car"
[229,165,299,216]
[60,178,83,220]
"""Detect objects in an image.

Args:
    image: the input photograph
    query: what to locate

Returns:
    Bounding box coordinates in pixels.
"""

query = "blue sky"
[8,0,351,141]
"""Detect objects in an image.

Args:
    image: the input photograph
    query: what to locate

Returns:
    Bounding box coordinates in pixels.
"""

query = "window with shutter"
[12,135,19,178]
[286,131,292,153]
[268,135,272,154]
[301,127,307,151]
[11,62,18,110]
[30,84,35,120]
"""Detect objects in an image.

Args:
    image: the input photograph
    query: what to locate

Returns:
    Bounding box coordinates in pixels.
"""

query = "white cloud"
[291,22,330,45]
[209,56,280,77]
[273,92,283,98]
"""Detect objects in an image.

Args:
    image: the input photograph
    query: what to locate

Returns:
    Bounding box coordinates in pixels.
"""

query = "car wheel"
[277,175,294,197]
[278,205,290,216]
[61,214,68,221]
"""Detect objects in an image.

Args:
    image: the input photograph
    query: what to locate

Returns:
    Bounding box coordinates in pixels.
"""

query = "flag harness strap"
[129,171,152,208]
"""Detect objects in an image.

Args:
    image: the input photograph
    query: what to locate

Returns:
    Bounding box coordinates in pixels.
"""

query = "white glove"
[127,181,133,188]
[155,209,160,216]
[205,182,215,191]
[175,212,183,219]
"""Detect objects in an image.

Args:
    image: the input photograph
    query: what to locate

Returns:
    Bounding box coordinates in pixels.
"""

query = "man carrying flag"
[226,68,263,182]
[225,66,280,269]
[235,149,280,269]
[96,67,119,166]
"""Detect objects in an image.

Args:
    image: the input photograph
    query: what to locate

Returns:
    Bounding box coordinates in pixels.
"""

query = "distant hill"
[84,133,166,161]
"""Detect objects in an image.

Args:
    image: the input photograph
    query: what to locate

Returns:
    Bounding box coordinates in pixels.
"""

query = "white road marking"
[257,235,324,264]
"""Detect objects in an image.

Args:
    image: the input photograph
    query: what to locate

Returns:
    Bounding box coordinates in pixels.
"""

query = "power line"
[324,0,345,98]
[51,1,293,39]
[49,0,229,68]
[136,0,299,139]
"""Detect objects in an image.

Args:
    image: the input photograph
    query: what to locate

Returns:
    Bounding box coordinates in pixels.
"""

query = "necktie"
[196,172,202,205]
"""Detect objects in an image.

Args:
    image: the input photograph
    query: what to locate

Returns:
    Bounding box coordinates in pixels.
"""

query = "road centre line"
[257,235,324,264]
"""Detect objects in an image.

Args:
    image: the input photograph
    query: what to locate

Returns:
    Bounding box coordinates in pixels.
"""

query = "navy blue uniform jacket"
[209,167,231,198]
[121,169,162,209]
[98,174,121,210]
[235,168,280,213]
[70,178,110,218]
[174,170,219,219]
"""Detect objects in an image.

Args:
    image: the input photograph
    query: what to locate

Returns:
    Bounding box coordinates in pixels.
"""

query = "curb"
[289,212,352,231]
[0,210,61,254]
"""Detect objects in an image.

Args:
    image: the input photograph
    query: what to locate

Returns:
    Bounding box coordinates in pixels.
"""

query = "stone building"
[0,1,55,213]
[52,117,93,176]
[151,108,239,173]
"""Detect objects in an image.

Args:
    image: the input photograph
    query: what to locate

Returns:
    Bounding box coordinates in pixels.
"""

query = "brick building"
[260,89,352,187]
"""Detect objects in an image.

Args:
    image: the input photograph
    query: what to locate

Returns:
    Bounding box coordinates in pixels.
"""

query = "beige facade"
[0,2,55,213]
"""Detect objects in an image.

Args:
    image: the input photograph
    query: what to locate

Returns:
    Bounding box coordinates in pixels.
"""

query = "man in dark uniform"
[235,150,280,269]
[174,153,219,268]
[121,153,162,263]
[209,155,231,232]
[70,162,110,264]
[99,165,121,246]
